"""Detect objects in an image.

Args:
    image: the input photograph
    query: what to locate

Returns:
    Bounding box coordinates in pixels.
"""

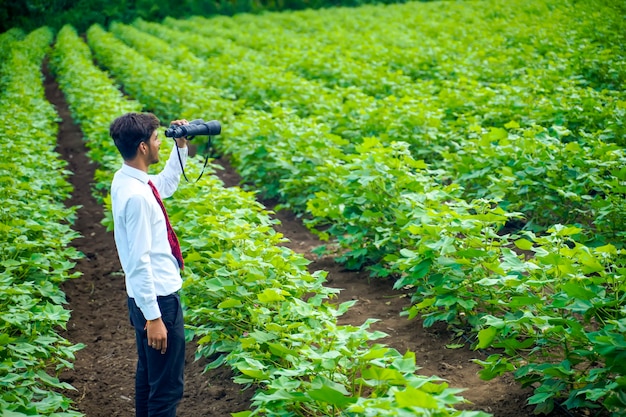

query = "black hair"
[109,112,160,160]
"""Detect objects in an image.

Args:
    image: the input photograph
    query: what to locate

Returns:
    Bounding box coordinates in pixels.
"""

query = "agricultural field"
[1,0,625,416]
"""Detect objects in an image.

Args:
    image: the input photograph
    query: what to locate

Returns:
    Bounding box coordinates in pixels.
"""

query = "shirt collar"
[120,163,150,184]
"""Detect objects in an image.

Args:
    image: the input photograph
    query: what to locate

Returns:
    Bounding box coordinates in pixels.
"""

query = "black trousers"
[128,294,185,417]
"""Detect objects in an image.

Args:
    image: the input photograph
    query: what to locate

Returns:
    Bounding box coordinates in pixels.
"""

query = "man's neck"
[124,158,149,173]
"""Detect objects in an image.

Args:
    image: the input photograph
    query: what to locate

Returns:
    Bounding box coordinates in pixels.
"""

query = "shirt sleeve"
[124,194,161,320]
[150,145,188,199]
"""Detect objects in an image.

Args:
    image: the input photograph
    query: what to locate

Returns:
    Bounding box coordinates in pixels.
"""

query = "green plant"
[0,26,84,416]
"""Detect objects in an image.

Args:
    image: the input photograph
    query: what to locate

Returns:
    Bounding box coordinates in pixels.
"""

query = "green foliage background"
[0,0,416,33]
[2,0,625,415]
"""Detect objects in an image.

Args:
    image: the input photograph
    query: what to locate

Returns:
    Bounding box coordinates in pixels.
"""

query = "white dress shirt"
[111,145,188,320]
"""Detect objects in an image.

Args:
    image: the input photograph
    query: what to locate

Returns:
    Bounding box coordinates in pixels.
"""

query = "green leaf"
[560,282,597,301]
[476,327,498,350]
[361,365,407,385]
[257,288,285,303]
[395,385,439,408]
[514,238,533,251]
[218,298,243,308]
[307,385,357,407]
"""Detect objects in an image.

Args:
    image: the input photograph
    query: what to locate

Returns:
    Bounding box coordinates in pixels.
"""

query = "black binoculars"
[164,119,221,139]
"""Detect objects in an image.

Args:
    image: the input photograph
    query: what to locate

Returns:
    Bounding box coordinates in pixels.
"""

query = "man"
[109,112,189,417]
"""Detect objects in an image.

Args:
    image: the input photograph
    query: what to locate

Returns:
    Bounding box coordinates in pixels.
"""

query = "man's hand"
[170,119,190,149]
[146,317,168,354]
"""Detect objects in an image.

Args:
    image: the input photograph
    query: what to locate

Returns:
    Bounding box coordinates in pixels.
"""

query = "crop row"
[83,2,626,413]
[51,24,477,417]
[185,1,625,92]
[0,27,83,416]
[161,1,626,237]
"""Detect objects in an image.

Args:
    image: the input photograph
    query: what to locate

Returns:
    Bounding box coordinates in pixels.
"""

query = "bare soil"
[44,63,579,417]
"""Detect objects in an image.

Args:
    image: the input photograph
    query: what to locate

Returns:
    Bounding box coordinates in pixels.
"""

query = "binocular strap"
[175,136,219,184]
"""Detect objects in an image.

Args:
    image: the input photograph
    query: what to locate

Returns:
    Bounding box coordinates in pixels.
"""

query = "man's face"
[145,130,161,165]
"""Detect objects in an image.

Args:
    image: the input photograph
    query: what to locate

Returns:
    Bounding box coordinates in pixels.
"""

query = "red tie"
[147,180,184,270]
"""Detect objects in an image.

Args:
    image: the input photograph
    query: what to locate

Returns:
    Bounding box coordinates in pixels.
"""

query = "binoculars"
[164,119,221,139]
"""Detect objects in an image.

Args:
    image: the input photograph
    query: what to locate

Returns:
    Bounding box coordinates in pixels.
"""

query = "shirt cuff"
[140,302,161,321]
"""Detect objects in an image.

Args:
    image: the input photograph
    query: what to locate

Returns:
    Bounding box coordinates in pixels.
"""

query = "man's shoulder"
[112,172,148,201]
[111,170,129,194]
[112,185,152,217]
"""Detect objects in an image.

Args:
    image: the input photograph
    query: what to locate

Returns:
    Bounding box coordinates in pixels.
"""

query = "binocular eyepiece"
[165,119,221,139]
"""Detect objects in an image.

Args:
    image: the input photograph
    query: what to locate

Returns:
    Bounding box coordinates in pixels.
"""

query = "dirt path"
[45,62,252,416]
[43,63,565,417]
